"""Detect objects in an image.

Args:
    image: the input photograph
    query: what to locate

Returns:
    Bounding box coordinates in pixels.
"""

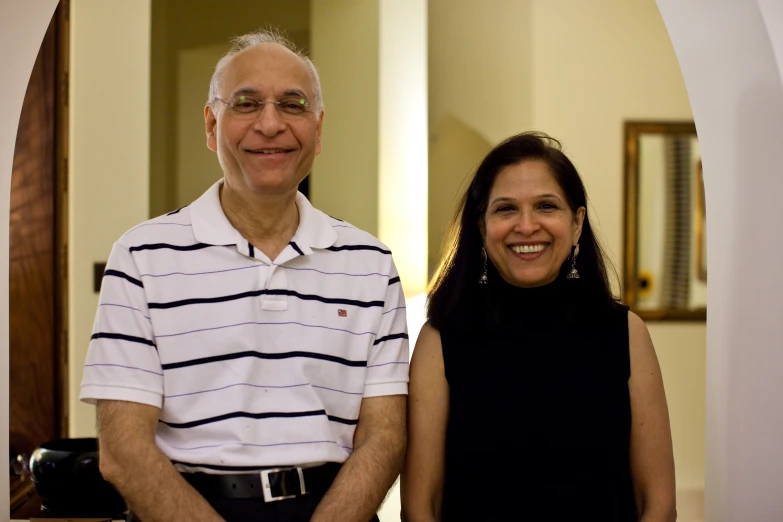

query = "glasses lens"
[277,95,308,115]
[229,95,261,114]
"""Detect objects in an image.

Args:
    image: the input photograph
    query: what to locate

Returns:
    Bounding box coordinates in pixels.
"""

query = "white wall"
[0,1,60,514]
[68,0,152,437]
[659,1,783,519]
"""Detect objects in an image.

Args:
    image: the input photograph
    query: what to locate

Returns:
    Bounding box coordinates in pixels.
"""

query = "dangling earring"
[567,243,580,279]
[479,247,488,284]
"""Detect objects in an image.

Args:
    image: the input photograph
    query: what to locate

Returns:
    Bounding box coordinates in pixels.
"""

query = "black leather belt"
[182,463,341,502]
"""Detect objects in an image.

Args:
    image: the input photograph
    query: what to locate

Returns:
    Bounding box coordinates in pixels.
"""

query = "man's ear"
[315,110,325,156]
[205,104,218,152]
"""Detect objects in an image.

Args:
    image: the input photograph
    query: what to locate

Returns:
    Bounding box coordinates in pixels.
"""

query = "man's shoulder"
[115,206,195,250]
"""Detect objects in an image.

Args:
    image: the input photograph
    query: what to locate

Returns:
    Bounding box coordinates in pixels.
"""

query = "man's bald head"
[208,28,323,115]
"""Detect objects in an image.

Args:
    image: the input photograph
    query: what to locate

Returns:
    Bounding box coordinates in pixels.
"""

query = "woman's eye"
[539,202,557,210]
[495,206,514,213]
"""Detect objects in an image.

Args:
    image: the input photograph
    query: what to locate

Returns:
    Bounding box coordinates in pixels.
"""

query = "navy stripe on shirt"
[91,332,156,348]
[373,332,409,346]
[327,244,391,255]
[129,242,225,253]
[104,269,144,288]
[161,350,367,371]
[148,289,384,310]
[160,409,357,429]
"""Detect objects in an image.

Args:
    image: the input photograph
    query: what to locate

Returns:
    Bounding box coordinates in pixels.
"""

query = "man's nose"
[253,103,286,136]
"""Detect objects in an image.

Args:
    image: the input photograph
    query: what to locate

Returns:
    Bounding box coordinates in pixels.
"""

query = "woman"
[401,132,676,521]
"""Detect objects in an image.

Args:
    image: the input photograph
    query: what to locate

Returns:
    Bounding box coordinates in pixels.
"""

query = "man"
[80,29,409,522]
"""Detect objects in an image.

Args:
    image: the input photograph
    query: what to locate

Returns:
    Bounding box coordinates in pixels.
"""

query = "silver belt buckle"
[260,467,308,502]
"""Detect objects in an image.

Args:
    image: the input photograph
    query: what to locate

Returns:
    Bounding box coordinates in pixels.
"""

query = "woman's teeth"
[511,244,546,254]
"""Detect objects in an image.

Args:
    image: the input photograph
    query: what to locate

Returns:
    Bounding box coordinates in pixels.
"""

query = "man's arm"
[97,399,224,522]
[310,394,407,522]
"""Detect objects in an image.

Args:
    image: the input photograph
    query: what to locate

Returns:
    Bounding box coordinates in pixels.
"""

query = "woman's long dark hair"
[427,131,618,332]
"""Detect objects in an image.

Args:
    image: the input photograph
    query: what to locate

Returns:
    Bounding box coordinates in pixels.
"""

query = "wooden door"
[9,2,69,518]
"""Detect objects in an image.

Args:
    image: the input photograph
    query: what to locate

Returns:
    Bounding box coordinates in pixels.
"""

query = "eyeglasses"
[212,93,313,118]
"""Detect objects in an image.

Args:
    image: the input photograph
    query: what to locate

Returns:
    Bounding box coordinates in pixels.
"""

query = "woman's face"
[482,160,585,288]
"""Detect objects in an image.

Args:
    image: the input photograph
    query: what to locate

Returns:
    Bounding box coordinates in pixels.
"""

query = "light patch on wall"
[378,0,428,297]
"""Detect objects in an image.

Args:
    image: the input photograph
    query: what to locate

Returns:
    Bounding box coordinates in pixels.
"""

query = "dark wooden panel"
[8,9,60,522]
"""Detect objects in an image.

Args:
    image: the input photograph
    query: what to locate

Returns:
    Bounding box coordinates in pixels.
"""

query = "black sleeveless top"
[439,278,637,521]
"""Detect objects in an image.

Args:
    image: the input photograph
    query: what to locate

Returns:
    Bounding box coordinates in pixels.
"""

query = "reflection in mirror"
[623,121,706,320]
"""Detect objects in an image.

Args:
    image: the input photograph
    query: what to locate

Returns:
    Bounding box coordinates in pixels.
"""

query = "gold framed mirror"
[623,121,706,321]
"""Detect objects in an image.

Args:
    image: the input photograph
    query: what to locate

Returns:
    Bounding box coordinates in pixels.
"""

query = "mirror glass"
[624,121,706,320]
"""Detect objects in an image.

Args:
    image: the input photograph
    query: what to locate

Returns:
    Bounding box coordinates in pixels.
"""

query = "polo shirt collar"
[190,180,337,254]
[290,190,338,253]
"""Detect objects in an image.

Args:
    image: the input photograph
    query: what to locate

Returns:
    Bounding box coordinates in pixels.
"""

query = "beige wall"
[428,0,533,145]
[650,323,707,490]
[69,0,152,436]
[429,0,706,493]
[175,43,226,207]
[310,0,380,235]
[149,0,171,217]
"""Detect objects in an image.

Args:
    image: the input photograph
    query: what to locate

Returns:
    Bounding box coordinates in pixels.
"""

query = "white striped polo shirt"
[80,180,409,473]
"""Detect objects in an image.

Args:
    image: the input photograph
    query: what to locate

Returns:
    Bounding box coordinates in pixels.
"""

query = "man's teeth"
[511,244,546,254]
[253,149,286,154]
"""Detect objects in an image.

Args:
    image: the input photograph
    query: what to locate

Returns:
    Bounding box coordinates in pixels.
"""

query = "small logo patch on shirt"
[337,309,347,317]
